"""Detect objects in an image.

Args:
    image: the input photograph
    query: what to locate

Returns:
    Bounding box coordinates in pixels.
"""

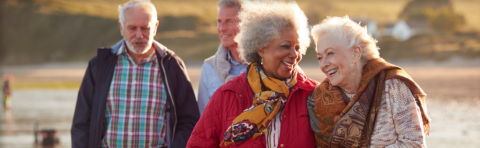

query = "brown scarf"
[307,58,430,148]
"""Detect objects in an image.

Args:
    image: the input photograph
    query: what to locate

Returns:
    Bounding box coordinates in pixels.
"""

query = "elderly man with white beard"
[71,1,199,148]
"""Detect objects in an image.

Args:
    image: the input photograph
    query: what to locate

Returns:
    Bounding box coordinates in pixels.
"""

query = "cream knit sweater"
[344,79,427,148]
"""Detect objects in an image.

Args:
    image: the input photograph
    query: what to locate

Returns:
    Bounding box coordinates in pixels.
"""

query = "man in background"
[197,0,247,115]
[2,74,14,110]
[71,1,199,147]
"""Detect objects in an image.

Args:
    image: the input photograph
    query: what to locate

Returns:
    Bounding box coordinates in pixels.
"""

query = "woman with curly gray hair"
[308,16,430,148]
[187,1,318,148]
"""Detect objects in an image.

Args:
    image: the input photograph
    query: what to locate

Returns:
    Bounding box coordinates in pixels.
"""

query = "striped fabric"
[101,44,167,148]
[266,111,282,148]
[266,78,294,148]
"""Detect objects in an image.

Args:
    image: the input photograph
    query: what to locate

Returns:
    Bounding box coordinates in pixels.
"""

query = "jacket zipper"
[160,53,177,145]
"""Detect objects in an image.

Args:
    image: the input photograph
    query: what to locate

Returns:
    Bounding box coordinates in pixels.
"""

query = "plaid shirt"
[101,44,167,148]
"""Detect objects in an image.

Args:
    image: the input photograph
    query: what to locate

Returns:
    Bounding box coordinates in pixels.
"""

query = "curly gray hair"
[311,16,380,64]
[235,1,310,63]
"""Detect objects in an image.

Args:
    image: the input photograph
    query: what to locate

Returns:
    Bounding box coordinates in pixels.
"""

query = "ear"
[118,22,124,37]
[352,45,362,62]
[257,48,265,59]
[297,53,303,63]
[152,20,159,36]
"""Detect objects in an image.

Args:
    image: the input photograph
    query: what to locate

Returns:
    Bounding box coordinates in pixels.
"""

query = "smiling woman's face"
[258,28,301,80]
[316,33,360,87]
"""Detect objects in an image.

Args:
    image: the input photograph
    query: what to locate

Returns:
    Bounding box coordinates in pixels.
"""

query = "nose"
[320,57,330,68]
[288,47,302,64]
[290,48,300,60]
[218,22,227,32]
[135,29,143,39]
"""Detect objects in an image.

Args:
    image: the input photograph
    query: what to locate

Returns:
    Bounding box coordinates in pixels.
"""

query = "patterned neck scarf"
[220,62,297,146]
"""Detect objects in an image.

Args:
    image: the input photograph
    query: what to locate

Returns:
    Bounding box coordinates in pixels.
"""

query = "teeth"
[283,61,292,66]
[328,69,338,75]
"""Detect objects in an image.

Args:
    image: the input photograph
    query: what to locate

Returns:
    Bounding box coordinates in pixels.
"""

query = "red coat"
[187,71,319,148]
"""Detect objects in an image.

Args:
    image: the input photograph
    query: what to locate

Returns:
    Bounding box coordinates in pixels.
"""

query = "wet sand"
[1,63,479,147]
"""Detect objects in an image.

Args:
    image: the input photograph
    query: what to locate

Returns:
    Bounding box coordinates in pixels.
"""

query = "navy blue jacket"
[71,40,199,148]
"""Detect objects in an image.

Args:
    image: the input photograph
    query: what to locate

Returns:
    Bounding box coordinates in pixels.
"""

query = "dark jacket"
[71,40,200,148]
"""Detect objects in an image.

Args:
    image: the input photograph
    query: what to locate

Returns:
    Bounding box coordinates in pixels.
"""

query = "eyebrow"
[317,48,333,55]
[283,40,300,45]
[127,24,150,27]
[217,18,233,21]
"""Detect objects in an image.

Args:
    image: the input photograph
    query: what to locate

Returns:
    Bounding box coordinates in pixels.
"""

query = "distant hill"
[399,0,453,21]
[1,0,479,65]
[398,0,465,31]
[1,1,122,64]
[0,0,220,65]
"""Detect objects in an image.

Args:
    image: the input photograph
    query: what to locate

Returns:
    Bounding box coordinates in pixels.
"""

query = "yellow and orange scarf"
[220,62,297,146]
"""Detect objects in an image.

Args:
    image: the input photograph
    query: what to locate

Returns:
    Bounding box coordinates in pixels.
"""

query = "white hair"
[235,0,310,63]
[311,16,380,64]
[118,0,158,27]
[217,0,243,10]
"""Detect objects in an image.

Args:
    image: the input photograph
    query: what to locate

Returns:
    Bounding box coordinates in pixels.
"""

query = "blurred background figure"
[197,0,247,115]
[2,74,15,136]
[2,74,14,110]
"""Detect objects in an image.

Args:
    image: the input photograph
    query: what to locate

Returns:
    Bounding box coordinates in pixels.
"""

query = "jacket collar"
[204,45,236,83]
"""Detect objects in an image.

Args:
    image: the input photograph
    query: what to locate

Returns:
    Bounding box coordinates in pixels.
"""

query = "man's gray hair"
[311,16,380,64]
[235,1,310,63]
[217,0,243,10]
[118,0,158,27]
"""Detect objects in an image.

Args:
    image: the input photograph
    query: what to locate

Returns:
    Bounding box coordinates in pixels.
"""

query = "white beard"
[125,38,152,54]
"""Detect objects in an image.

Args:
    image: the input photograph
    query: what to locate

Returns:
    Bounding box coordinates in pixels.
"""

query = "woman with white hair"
[308,16,431,148]
[187,1,317,148]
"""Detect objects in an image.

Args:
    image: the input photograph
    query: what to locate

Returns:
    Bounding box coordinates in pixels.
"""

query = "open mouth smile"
[327,69,338,77]
[282,61,294,71]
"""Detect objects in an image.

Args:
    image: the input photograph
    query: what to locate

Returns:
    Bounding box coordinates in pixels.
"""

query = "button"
[239,95,242,97]
[284,115,286,118]
[280,144,284,147]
